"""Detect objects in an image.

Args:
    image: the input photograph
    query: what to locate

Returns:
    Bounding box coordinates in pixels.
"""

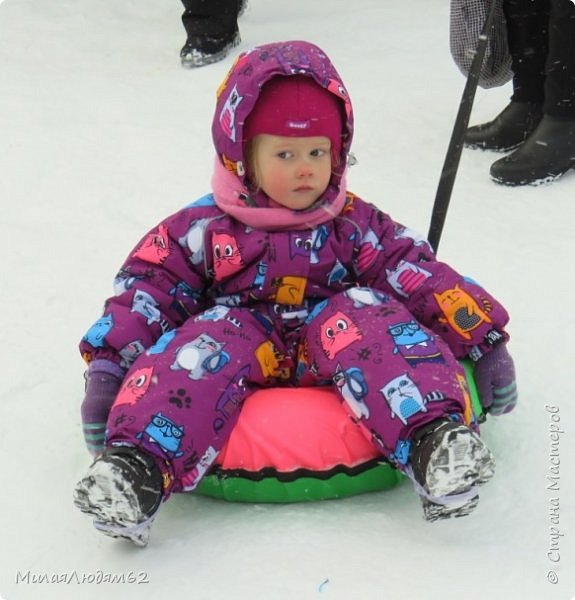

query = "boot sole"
[181,33,241,68]
[73,461,144,527]
[93,518,154,547]
[490,165,575,187]
[419,427,493,522]
[422,494,479,522]
[465,141,523,153]
[424,427,495,499]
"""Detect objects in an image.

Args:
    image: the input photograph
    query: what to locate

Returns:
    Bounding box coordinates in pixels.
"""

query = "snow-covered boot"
[73,447,164,546]
[180,28,240,68]
[490,115,575,185]
[464,101,542,152]
[180,0,241,68]
[408,419,495,522]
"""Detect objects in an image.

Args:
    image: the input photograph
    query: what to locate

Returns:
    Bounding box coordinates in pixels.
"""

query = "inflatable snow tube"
[195,361,484,503]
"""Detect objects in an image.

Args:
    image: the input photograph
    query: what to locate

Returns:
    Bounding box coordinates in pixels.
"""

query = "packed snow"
[1,1,574,599]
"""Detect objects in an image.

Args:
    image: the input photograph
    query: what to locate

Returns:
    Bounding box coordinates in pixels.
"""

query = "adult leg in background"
[464,0,549,151]
[490,0,575,184]
[180,0,240,68]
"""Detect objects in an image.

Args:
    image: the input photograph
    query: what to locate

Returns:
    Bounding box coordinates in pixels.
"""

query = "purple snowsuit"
[79,41,510,496]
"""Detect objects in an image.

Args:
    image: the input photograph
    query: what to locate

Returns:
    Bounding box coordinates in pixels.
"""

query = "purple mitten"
[81,359,124,455]
[474,344,517,416]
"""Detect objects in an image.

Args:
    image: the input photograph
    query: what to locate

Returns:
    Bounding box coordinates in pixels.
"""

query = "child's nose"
[296,159,313,177]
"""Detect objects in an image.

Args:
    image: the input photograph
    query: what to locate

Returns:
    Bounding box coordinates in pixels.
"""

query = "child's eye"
[310,148,327,157]
[277,151,293,159]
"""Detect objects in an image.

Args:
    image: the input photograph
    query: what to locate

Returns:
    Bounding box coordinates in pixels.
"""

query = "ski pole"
[427,0,499,253]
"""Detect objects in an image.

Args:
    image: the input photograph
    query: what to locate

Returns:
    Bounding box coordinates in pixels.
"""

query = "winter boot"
[464,101,543,152]
[180,28,240,68]
[73,447,164,546]
[490,115,575,186]
[408,419,495,522]
[180,0,241,68]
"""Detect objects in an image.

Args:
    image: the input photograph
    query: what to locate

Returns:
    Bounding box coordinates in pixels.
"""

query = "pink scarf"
[211,158,347,230]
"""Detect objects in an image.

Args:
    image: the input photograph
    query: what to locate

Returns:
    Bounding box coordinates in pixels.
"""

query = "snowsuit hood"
[211,40,354,229]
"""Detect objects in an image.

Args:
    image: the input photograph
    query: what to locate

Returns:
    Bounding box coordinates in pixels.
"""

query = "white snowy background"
[1,1,574,599]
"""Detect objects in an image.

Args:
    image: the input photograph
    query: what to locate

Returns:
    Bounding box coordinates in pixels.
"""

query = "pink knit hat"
[243,75,344,155]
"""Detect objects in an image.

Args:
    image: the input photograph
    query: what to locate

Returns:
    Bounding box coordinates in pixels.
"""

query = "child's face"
[251,134,332,210]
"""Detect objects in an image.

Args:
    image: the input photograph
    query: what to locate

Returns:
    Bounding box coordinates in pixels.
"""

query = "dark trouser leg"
[543,0,575,118]
[181,0,239,41]
[490,0,575,184]
[481,0,575,183]
[464,0,549,151]
[504,0,550,104]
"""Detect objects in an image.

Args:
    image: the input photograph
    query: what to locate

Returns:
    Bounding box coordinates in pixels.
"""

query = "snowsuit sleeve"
[349,198,509,360]
[79,202,216,368]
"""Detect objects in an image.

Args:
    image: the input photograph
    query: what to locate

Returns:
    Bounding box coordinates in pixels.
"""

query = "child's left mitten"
[80,360,124,455]
[474,344,518,416]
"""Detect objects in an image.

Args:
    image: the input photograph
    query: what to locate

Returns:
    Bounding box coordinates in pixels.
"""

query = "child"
[74,40,517,546]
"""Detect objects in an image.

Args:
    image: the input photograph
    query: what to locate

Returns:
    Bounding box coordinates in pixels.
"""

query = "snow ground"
[1,1,574,599]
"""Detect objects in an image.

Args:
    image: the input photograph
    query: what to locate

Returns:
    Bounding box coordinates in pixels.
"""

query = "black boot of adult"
[464,101,543,151]
[180,0,241,68]
[490,115,575,186]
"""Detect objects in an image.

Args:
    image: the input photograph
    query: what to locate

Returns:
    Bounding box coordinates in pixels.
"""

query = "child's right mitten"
[474,344,518,416]
[81,360,124,455]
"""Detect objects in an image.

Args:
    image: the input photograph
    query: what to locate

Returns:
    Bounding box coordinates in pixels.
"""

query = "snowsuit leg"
[297,288,472,469]
[105,305,284,496]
